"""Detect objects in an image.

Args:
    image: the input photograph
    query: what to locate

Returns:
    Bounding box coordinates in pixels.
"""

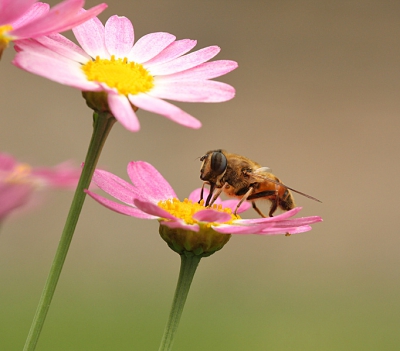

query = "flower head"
[0,152,81,221]
[13,15,238,131]
[86,161,322,256]
[0,0,107,58]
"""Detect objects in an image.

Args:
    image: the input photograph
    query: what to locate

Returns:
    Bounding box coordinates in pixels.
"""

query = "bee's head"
[199,149,227,185]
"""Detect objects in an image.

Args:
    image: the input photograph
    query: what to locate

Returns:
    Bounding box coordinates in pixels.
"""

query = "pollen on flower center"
[4,164,33,184]
[81,55,154,95]
[0,25,13,44]
[158,198,239,226]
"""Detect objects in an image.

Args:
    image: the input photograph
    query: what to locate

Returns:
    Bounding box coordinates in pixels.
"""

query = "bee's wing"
[251,167,322,203]
[254,166,272,173]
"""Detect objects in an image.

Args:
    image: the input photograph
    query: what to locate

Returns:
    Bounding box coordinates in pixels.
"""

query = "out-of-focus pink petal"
[192,209,232,223]
[128,94,201,129]
[0,153,17,172]
[85,190,155,219]
[104,15,134,58]
[9,2,48,29]
[15,0,84,33]
[148,46,221,76]
[159,219,200,232]
[143,39,197,66]
[12,49,101,91]
[32,161,80,188]
[73,13,108,58]
[128,32,176,63]
[0,183,33,220]
[150,80,236,102]
[107,93,140,131]
[11,1,107,40]
[35,33,91,63]
[90,169,144,205]
[43,3,107,36]
[156,60,238,81]
[126,161,177,202]
[0,0,38,26]
[133,198,177,220]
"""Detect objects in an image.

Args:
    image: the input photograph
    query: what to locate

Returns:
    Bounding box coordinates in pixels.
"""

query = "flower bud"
[159,223,231,257]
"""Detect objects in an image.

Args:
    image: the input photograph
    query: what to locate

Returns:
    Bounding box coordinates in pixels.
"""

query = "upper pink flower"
[0,0,107,55]
[86,161,322,236]
[0,152,81,221]
[12,15,238,131]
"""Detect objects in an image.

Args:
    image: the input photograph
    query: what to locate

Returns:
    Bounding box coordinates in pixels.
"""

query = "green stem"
[23,112,116,351]
[158,254,202,351]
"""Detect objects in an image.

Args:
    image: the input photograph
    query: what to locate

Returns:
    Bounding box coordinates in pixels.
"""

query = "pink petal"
[73,13,108,58]
[143,39,197,66]
[128,32,176,63]
[0,153,17,171]
[133,198,177,220]
[90,169,144,205]
[86,190,155,219]
[0,0,38,26]
[45,3,107,36]
[12,1,107,39]
[12,49,101,91]
[150,80,236,102]
[104,15,134,58]
[126,161,177,202]
[192,209,232,223]
[148,46,221,76]
[156,60,238,81]
[159,220,200,232]
[35,33,91,63]
[270,216,323,227]
[260,225,313,235]
[237,207,304,224]
[107,93,140,132]
[32,161,80,188]
[128,94,201,129]
[0,183,33,220]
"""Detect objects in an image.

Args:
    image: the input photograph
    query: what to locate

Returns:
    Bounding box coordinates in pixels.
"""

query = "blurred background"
[1,0,399,350]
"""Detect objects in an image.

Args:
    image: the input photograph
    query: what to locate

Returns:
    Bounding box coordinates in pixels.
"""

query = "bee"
[199,149,321,217]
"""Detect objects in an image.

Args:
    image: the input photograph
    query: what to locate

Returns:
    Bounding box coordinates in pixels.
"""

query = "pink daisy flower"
[0,152,81,221]
[86,161,322,254]
[12,15,238,131]
[0,0,107,56]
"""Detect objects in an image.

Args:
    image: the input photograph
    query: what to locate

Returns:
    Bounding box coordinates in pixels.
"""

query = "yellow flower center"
[158,198,240,227]
[81,55,154,95]
[0,24,13,48]
[4,164,33,184]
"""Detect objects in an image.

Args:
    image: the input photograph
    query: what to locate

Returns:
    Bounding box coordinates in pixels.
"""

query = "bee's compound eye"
[210,151,227,175]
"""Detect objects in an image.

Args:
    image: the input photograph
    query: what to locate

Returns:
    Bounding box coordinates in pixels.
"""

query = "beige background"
[1,0,399,350]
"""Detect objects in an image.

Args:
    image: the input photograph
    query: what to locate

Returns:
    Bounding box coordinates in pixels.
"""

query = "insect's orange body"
[199,149,319,217]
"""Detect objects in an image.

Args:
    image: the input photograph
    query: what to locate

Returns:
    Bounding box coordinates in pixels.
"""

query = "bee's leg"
[233,187,254,216]
[199,182,207,203]
[205,183,216,206]
[268,197,279,217]
[252,201,267,218]
[209,186,224,207]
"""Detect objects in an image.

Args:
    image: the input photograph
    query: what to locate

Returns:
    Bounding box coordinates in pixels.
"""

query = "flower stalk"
[23,111,116,351]
[158,253,202,351]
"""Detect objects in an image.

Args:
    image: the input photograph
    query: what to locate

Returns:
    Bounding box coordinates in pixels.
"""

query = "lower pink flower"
[86,161,322,236]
